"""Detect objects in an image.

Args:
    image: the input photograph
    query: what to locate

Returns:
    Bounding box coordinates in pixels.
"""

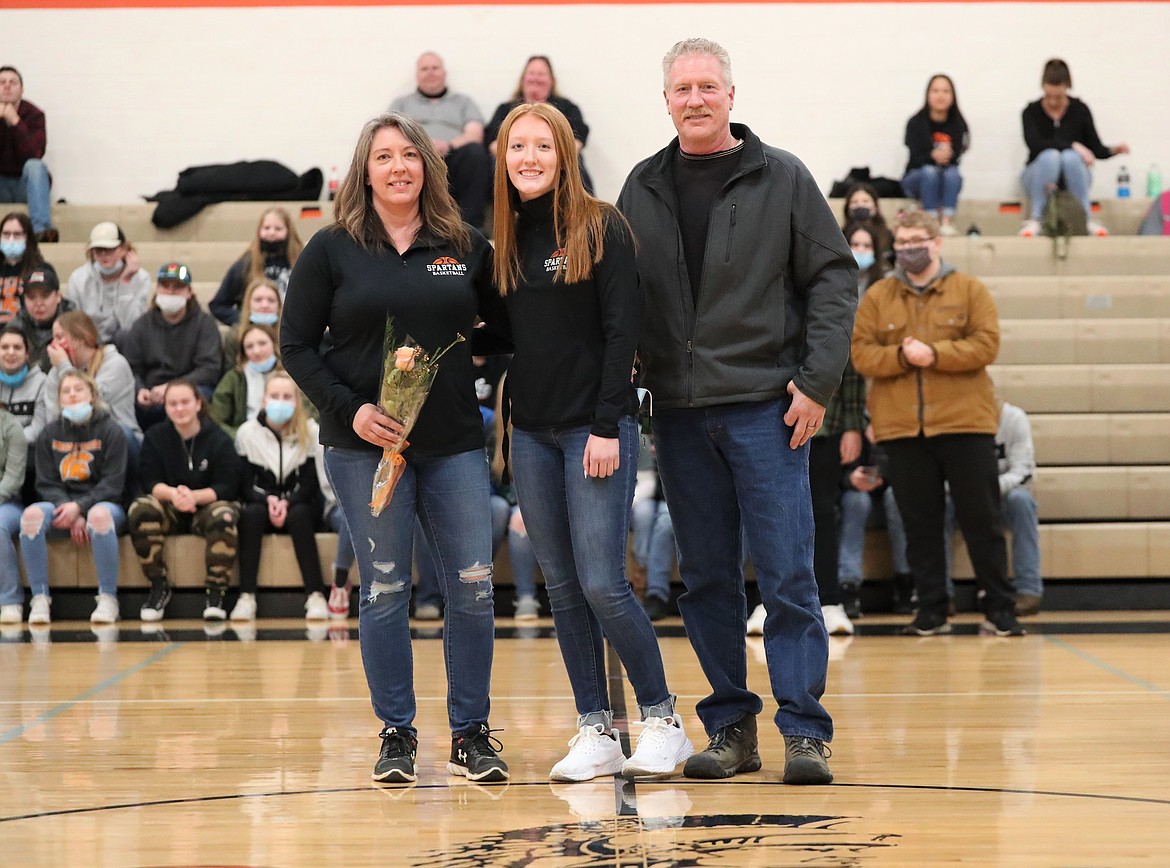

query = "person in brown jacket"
[851,210,1024,638]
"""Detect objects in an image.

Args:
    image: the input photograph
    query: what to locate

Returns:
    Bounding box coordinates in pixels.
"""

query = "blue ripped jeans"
[323,446,495,734]
[20,501,126,598]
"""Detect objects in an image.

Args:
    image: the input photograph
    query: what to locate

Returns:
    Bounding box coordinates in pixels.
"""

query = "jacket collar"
[637,122,766,200]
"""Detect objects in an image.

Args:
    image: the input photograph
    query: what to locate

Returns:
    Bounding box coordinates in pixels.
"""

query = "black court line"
[3,779,1167,825]
[4,619,1170,644]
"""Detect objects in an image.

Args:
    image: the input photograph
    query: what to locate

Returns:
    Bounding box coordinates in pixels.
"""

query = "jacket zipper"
[724,204,736,263]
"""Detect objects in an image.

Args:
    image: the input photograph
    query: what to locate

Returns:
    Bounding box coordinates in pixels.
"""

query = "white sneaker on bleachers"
[28,594,51,625]
[305,591,329,621]
[230,592,257,621]
[90,594,119,624]
[1087,219,1109,237]
[1019,219,1041,237]
[0,603,21,624]
[746,604,766,636]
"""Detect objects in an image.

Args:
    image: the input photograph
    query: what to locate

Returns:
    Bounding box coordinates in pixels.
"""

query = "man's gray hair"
[662,38,733,89]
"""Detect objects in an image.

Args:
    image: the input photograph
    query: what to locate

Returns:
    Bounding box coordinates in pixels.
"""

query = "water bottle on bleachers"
[1148,164,1162,198]
[1116,165,1130,198]
[328,166,340,202]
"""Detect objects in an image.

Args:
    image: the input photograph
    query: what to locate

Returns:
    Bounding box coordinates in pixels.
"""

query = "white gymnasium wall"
[5,3,1168,207]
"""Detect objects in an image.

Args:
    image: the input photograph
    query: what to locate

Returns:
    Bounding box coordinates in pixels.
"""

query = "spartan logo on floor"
[545,248,567,273]
[428,256,468,276]
[411,813,900,866]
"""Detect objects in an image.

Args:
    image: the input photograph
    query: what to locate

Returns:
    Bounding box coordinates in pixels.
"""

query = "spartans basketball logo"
[54,440,103,482]
[428,256,468,276]
[545,248,567,273]
[409,813,900,865]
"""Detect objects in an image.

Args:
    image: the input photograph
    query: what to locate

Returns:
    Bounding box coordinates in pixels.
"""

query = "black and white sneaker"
[372,727,418,784]
[203,585,228,621]
[140,578,172,623]
[447,723,509,783]
[981,609,1027,637]
[902,610,952,636]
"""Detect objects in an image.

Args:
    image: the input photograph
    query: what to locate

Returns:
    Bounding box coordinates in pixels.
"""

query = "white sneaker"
[549,724,627,782]
[305,591,329,621]
[28,594,51,625]
[514,595,540,621]
[822,603,855,636]
[230,592,257,621]
[1019,219,1042,237]
[939,220,958,236]
[1087,219,1109,237]
[0,603,21,624]
[327,583,350,619]
[746,604,766,636]
[90,593,120,624]
[621,714,694,777]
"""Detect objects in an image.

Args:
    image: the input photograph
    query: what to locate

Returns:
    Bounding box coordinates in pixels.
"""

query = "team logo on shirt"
[427,256,468,276]
[545,248,567,273]
[55,440,103,482]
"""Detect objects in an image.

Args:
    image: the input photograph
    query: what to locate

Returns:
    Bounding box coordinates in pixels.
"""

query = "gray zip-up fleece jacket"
[616,123,857,410]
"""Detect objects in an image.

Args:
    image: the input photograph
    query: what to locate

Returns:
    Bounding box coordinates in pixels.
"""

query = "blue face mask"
[853,250,876,271]
[249,312,278,327]
[62,402,94,424]
[0,365,29,388]
[1,240,26,261]
[247,354,278,374]
[264,399,295,425]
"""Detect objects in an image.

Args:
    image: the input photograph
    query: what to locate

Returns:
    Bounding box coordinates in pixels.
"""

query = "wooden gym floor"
[2,611,1169,866]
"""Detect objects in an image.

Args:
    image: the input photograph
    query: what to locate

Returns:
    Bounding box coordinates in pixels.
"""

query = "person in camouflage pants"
[129,496,239,588]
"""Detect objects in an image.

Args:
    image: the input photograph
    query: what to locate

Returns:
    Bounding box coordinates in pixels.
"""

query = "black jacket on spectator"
[35,409,127,511]
[121,304,223,392]
[138,415,242,501]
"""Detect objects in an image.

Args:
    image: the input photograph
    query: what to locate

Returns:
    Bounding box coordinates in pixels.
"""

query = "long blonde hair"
[333,112,470,254]
[492,102,621,295]
[263,371,312,451]
[56,311,105,380]
[242,207,303,286]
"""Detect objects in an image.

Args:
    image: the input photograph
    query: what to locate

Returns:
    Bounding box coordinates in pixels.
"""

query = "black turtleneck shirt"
[672,141,745,305]
[502,193,640,438]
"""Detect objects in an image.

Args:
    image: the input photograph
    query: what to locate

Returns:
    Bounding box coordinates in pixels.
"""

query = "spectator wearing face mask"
[65,222,151,348]
[121,262,223,432]
[840,183,893,269]
[219,278,283,371]
[12,266,71,371]
[209,207,303,326]
[0,211,54,325]
[210,323,280,438]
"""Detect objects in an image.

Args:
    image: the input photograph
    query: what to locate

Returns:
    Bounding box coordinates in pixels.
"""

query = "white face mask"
[156,293,188,314]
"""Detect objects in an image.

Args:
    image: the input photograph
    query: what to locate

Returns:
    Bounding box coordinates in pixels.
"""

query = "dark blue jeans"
[510,416,672,720]
[652,399,832,742]
[323,446,495,734]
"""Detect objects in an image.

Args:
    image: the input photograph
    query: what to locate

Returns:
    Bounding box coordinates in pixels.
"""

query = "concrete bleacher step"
[1031,413,1170,465]
[996,318,1170,365]
[38,241,250,286]
[944,236,1170,277]
[942,522,1170,581]
[990,364,1170,413]
[1034,466,1170,521]
[985,276,1170,319]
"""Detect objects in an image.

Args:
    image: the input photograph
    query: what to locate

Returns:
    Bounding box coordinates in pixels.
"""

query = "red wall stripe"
[4,0,1159,8]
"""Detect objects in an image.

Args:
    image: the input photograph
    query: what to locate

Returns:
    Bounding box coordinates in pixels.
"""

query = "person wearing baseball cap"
[13,266,72,372]
[64,221,151,347]
[121,261,222,431]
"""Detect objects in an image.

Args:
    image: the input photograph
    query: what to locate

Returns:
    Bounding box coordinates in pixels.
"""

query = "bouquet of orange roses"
[370,317,465,516]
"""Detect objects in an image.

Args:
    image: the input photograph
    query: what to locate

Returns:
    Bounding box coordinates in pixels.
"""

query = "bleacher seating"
[8,200,1169,604]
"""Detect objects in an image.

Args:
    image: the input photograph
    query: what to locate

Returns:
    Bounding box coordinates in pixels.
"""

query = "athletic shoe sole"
[622,743,695,777]
[683,752,762,779]
[447,762,509,783]
[549,758,626,782]
[372,767,417,785]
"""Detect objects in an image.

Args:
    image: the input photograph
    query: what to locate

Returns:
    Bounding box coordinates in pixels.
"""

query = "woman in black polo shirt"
[281,112,509,787]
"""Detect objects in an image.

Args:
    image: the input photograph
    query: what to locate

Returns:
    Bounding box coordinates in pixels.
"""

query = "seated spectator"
[901,74,969,235]
[44,311,140,438]
[209,208,302,326]
[122,262,223,431]
[941,398,1043,616]
[220,279,283,372]
[0,67,55,242]
[64,222,151,347]
[631,459,675,623]
[234,372,327,621]
[484,55,593,192]
[837,435,913,617]
[0,406,26,625]
[319,462,356,620]
[844,220,891,295]
[840,183,893,266]
[389,52,491,229]
[0,324,47,446]
[1019,58,1129,238]
[21,370,127,626]
[129,378,242,623]
[1,211,55,324]
[14,266,72,371]
[211,323,279,438]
